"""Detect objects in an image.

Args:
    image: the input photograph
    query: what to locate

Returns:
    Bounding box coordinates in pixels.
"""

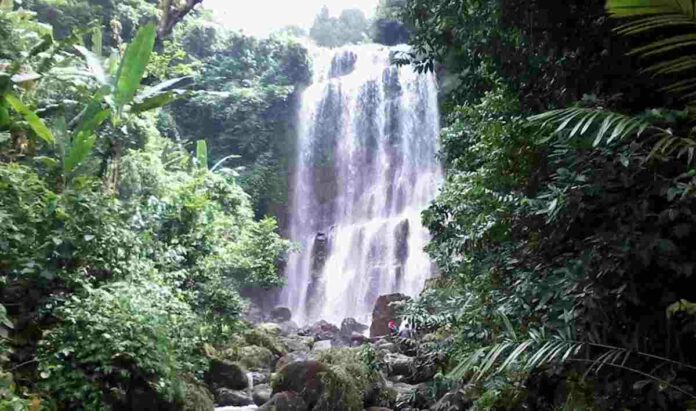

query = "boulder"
[258,391,307,411]
[249,371,270,386]
[392,382,433,410]
[272,361,329,407]
[312,340,332,351]
[252,384,272,406]
[275,351,310,372]
[431,389,472,411]
[277,320,299,336]
[270,307,292,323]
[206,359,248,390]
[406,357,437,384]
[340,317,368,339]
[384,353,415,377]
[243,302,266,324]
[369,294,411,338]
[279,335,313,353]
[374,341,397,354]
[350,331,369,346]
[183,377,215,411]
[256,323,282,336]
[245,328,286,356]
[238,345,275,371]
[301,320,340,341]
[214,388,254,407]
[272,360,363,409]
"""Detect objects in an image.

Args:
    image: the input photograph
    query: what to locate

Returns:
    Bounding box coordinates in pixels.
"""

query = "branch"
[158,0,204,39]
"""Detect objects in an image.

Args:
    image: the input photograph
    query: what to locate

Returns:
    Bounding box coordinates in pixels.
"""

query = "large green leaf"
[63,97,110,174]
[0,98,9,128]
[5,94,54,144]
[73,96,110,138]
[113,23,157,113]
[196,140,208,170]
[0,0,12,11]
[131,76,194,113]
[63,132,97,174]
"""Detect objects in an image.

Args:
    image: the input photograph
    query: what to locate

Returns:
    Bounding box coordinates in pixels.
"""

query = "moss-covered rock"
[205,359,248,390]
[246,327,287,356]
[214,387,254,406]
[273,360,365,409]
[272,348,380,411]
[279,335,314,352]
[258,391,307,411]
[256,322,283,336]
[181,377,215,411]
[272,360,329,407]
[238,345,275,370]
[316,348,380,399]
[252,383,272,405]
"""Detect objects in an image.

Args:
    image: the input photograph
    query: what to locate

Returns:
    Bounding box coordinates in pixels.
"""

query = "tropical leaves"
[113,23,157,116]
[450,323,696,399]
[4,94,54,144]
[607,0,696,101]
[530,107,655,146]
[1,21,194,183]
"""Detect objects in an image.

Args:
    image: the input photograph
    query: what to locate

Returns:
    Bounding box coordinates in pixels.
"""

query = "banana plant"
[194,139,242,175]
[1,18,193,183]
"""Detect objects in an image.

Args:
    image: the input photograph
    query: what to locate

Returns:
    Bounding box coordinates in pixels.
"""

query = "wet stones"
[329,50,357,78]
[252,384,272,406]
[214,388,253,407]
[206,359,248,391]
[270,306,292,323]
[339,317,368,339]
[299,319,340,341]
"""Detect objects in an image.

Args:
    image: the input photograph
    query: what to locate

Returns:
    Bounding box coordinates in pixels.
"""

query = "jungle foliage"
[399,0,696,409]
[0,1,292,409]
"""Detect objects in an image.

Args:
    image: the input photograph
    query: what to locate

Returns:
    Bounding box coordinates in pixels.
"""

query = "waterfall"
[282,44,442,325]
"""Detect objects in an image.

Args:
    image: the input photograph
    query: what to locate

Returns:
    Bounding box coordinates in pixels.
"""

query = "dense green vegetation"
[0,1,295,409]
[3,0,696,410]
[398,0,696,408]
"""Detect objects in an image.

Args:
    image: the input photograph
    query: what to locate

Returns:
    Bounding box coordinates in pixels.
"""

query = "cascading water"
[282,44,442,325]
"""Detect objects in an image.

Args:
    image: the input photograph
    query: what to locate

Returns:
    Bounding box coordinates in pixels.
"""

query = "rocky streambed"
[205,295,468,411]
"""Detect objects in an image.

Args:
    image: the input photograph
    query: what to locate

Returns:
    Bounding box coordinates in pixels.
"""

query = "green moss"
[315,365,363,411]
[181,377,215,411]
[245,328,287,356]
[316,348,379,394]
[234,345,274,370]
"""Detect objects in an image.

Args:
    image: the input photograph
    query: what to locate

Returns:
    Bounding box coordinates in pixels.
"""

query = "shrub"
[37,281,205,409]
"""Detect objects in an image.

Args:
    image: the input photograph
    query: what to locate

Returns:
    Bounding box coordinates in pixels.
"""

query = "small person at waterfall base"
[388,320,398,336]
[398,323,415,339]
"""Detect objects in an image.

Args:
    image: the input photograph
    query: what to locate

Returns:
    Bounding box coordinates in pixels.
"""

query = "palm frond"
[449,328,696,399]
[649,132,696,161]
[607,0,696,103]
[529,107,654,146]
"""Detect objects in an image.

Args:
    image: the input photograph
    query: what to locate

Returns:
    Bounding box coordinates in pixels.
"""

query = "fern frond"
[529,108,653,146]
[450,329,696,399]
[607,0,696,103]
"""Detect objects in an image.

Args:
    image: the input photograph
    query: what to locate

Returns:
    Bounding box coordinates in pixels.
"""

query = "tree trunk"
[158,0,204,40]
